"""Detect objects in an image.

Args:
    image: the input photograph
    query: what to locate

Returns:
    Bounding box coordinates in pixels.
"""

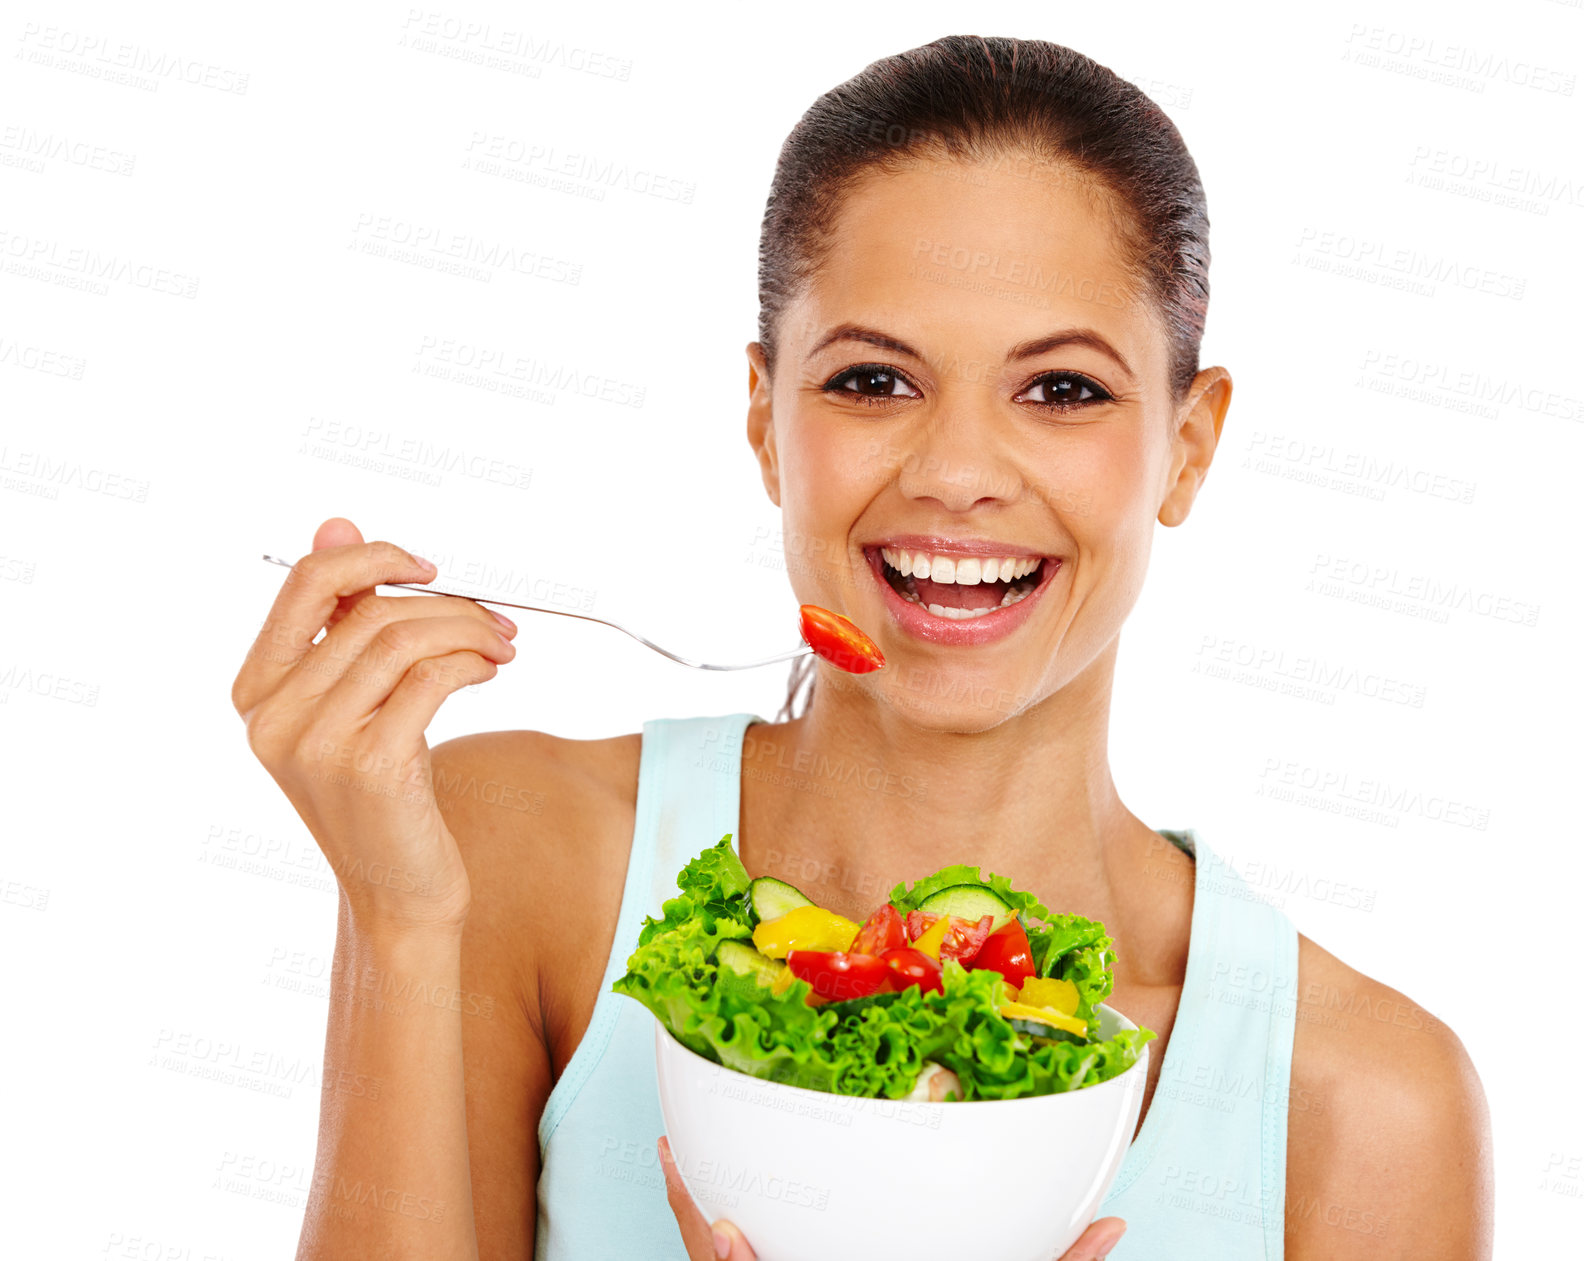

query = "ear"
[746,341,781,508]
[1158,366,1232,527]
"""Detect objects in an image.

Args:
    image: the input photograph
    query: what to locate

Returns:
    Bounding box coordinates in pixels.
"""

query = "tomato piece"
[785,950,893,1002]
[903,911,994,963]
[968,916,1036,989]
[798,604,885,673]
[851,903,906,956]
[940,914,994,963]
[878,946,944,995]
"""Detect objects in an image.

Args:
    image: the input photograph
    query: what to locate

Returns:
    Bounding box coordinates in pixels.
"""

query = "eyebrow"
[809,322,1136,382]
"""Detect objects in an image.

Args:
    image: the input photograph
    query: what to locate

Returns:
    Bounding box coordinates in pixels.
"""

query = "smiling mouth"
[873,545,1048,620]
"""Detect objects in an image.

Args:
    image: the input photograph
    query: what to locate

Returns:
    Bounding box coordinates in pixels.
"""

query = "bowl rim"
[654,1000,1151,1110]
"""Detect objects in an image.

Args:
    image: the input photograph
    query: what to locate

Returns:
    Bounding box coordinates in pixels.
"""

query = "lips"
[861,541,1063,647]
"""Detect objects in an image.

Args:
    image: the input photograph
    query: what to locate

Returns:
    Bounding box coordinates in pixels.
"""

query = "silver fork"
[261,553,813,672]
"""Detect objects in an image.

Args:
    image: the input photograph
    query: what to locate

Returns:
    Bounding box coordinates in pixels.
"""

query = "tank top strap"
[643,712,765,908]
[1100,828,1299,1259]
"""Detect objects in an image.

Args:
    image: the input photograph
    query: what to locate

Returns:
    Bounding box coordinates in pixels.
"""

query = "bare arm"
[1286,935,1494,1260]
[231,518,525,1260]
[299,909,478,1255]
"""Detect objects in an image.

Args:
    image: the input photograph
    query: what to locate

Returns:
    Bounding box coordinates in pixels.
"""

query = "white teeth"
[925,603,997,620]
[877,544,1050,619]
[879,547,1044,586]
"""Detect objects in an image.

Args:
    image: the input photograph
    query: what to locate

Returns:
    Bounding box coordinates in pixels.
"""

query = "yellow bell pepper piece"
[751,905,860,959]
[909,913,952,959]
[1017,976,1081,1017]
[999,1000,1087,1038]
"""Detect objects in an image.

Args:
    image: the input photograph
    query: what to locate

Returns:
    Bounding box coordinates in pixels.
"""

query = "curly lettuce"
[612,835,1154,1100]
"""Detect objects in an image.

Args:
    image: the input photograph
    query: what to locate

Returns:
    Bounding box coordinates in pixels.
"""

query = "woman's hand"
[658,1135,1127,1259]
[230,517,518,933]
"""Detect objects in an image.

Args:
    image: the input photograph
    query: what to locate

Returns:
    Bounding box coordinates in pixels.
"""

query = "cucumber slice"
[717,940,789,988]
[822,988,906,1016]
[749,876,813,923]
[1007,1016,1087,1045]
[915,883,1015,928]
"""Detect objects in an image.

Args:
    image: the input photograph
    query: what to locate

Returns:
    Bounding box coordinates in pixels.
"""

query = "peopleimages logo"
[1307,554,1540,628]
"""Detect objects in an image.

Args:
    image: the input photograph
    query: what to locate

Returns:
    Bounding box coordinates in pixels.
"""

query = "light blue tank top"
[534,713,1299,1259]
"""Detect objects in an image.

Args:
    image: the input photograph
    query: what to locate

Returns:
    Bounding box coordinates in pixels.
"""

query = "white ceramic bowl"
[654,1004,1148,1261]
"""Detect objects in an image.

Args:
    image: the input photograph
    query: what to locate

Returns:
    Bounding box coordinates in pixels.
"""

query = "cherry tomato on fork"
[798,604,886,673]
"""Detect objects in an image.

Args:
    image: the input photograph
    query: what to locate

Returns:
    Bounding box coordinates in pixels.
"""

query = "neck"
[741,636,1150,927]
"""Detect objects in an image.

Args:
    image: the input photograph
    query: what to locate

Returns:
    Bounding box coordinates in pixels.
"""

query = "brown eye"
[825,365,922,403]
[1020,372,1112,410]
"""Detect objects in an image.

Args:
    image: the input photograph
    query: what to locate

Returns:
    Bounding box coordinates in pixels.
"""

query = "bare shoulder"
[426,727,643,1261]
[1286,933,1493,1260]
[428,726,645,1016]
[429,726,643,892]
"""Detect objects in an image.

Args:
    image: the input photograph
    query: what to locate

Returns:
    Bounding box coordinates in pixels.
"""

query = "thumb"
[709,1218,757,1260]
[308,516,380,628]
[312,516,364,552]
[1060,1215,1127,1260]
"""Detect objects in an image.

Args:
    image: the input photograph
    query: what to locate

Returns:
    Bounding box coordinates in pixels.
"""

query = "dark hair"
[762,35,1211,724]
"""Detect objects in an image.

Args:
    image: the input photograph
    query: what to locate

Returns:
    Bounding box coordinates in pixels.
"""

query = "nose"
[893,407,1022,513]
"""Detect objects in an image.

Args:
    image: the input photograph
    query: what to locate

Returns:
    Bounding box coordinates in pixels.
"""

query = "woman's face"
[747,153,1228,732]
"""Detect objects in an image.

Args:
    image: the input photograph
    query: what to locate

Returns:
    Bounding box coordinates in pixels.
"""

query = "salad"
[612,835,1155,1102]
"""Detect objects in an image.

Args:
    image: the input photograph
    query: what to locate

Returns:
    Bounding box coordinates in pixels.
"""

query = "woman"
[231,35,1492,1261]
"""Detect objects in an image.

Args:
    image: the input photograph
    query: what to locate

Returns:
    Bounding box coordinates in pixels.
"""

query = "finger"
[318,616,515,727]
[234,534,434,714]
[313,517,376,631]
[1059,1216,1127,1260]
[709,1218,757,1260]
[269,593,516,709]
[658,1136,719,1260]
[658,1138,756,1261]
[364,648,503,747]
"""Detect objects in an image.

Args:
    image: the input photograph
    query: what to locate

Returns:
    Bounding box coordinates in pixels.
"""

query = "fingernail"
[411,554,435,571]
[1096,1227,1126,1258]
[712,1228,731,1259]
[489,609,517,632]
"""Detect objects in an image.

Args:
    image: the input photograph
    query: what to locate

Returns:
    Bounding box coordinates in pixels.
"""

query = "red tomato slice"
[785,950,893,1002]
[798,604,885,673]
[967,917,1035,989]
[851,903,906,956]
[903,911,994,963]
[878,946,944,995]
[940,914,995,963]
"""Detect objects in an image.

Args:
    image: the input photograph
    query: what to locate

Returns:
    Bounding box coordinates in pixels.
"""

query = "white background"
[2,1,1579,1256]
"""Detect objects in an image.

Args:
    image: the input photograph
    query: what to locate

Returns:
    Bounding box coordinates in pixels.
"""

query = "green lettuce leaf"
[613,838,1154,1100]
